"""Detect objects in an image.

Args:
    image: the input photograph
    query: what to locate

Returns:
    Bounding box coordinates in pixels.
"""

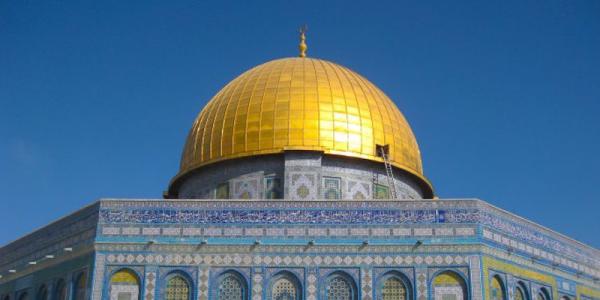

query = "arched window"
[216,272,247,300]
[18,293,28,300]
[380,276,408,300]
[37,285,48,300]
[270,272,301,300]
[324,273,357,300]
[536,288,550,300]
[515,282,529,300]
[491,276,506,300]
[55,280,67,300]
[166,275,191,300]
[431,271,468,300]
[73,272,87,300]
[536,292,545,300]
[110,269,141,300]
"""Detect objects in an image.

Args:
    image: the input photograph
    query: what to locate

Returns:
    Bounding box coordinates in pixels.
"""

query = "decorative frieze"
[98,225,478,240]
[104,252,470,268]
[96,199,600,276]
[481,228,597,277]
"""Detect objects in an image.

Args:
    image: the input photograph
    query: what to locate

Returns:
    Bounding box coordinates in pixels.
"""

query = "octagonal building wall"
[1,199,599,300]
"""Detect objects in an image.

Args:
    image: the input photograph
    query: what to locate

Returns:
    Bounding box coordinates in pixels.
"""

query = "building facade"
[1,51,599,300]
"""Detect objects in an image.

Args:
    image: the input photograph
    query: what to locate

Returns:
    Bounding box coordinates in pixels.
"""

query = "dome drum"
[169,151,432,200]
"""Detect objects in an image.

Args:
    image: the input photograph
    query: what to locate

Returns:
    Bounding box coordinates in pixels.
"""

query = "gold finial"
[299,25,307,57]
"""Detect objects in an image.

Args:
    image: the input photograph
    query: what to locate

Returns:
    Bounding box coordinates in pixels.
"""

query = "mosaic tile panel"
[103,227,120,235]
[416,268,427,300]
[197,268,209,300]
[104,253,471,269]
[469,256,483,300]
[110,285,139,300]
[481,229,590,276]
[395,182,419,200]
[251,270,262,300]
[91,253,106,300]
[433,286,465,300]
[100,225,479,239]
[100,208,449,225]
[374,184,390,199]
[264,176,282,199]
[361,268,373,300]
[288,173,318,200]
[306,268,318,300]
[232,176,260,199]
[347,180,370,200]
[144,271,156,300]
[322,177,341,200]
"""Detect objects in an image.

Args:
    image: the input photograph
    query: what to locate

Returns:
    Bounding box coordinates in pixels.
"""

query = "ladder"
[378,145,398,199]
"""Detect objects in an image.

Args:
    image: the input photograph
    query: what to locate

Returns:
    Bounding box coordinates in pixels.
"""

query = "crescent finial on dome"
[299,25,307,57]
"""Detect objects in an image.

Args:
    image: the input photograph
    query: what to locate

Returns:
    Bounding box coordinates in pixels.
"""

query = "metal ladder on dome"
[377,144,398,199]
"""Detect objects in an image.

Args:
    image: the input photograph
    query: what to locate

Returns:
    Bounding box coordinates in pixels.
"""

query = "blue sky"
[1,1,599,248]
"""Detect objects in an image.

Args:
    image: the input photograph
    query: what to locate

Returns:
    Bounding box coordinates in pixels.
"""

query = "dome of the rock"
[169,57,433,198]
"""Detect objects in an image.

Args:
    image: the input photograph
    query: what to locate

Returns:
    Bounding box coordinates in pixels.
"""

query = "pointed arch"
[323,271,358,300]
[377,271,412,300]
[491,275,507,300]
[381,277,407,300]
[214,270,248,300]
[515,281,529,300]
[431,270,468,300]
[55,279,68,300]
[165,273,192,300]
[269,271,302,300]
[37,285,48,300]
[110,269,141,300]
[73,272,87,300]
[537,287,551,300]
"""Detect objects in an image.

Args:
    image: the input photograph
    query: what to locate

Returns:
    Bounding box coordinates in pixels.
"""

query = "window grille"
[381,277,406,300]
[166,276,189,300]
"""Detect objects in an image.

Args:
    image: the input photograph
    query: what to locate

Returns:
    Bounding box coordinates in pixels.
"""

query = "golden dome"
[173,57,432,194]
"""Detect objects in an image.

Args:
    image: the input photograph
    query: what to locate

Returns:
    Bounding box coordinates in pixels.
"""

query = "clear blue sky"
[1,1,599,248]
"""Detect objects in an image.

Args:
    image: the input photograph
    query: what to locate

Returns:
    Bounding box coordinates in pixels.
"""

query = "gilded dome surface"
[174,57,431,191]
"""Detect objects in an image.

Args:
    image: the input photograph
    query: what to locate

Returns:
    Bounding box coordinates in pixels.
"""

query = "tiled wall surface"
[1,199,599,300]
[176,152,425,200]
